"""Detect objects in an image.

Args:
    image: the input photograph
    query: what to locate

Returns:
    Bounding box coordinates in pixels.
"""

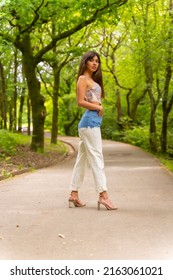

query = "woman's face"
[86,55,99,73]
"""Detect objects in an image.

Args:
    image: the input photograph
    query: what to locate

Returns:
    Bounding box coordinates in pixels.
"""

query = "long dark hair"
[77,51,105,98]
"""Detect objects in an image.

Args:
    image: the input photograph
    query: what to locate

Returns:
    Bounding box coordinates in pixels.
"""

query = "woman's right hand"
[98,105,103,116]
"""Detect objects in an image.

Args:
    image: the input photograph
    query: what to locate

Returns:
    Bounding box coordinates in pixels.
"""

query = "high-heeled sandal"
[68,192,86,208]
[98,196,118,210]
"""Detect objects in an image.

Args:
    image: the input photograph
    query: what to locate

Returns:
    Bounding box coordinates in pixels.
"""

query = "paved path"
[0,137,173,260]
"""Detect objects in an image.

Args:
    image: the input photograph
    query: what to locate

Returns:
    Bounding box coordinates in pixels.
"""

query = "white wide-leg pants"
[69,127,107,193]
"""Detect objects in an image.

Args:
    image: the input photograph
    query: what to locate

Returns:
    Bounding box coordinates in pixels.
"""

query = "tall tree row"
[0,0,127,151]
[99,0,173,154]
[0,0,173,155]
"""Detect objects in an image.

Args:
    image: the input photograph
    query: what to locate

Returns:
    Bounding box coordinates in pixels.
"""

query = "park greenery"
[0,0,173,171]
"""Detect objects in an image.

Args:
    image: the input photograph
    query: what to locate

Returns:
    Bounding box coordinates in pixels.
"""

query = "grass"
[119,127,173,174]
[44,137,67,154]
[0,129,24,156]
[0,130,68,179]
[0,129,67,156]
[157,156,173,173]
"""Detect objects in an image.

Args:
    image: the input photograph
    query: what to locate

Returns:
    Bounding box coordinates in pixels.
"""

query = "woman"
[68,51,117,210]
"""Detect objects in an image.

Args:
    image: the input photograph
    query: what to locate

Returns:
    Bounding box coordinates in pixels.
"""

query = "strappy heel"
[68,191,86,208]
[98,192,118,210]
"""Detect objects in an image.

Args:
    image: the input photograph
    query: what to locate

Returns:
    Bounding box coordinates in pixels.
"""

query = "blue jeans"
[78,110,103,129]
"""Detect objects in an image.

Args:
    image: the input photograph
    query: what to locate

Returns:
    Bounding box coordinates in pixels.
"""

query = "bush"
[121,126,150,150]
[0,130,18,156]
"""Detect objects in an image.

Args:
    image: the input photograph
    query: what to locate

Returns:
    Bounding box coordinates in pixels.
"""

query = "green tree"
[0,0,128,151]
[0,60,7,129]
[160,0,173,153]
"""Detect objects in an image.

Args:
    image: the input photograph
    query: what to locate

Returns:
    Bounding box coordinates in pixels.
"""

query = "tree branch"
[34,0,128,64]
[20,0,46,35]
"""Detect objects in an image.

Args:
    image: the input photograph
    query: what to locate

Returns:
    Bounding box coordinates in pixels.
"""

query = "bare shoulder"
[77,75,87,82]
[77,75,88,88]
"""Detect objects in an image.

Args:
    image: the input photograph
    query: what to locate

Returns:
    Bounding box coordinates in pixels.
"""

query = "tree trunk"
[160,64,172,153]
[130,89,148,121]
[0,61,7,129]
[51,65,60,144]
[18,64,26,133]
[9,103,13,131]
[13,48,18,132]
[147,85,158,153]
[21,34,46,151]
[18,90,25,133]
[160,109,168,153]
[145,73,157,153]
[144,43,157,152]
[27,97,31,136]
[116,88,123,127]
[160,0,173,154]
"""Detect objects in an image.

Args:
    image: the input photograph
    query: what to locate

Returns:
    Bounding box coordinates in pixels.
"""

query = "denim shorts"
[78,110,103,129]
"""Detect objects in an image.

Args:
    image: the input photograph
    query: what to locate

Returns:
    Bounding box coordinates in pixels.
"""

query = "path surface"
[0,137,173,260]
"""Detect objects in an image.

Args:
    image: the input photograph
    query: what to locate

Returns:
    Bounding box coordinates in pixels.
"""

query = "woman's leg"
[79,127,117,210]
[69,136,88,192]
[68,135,88,207]
[79,127,107,193]
[69,127,117,210]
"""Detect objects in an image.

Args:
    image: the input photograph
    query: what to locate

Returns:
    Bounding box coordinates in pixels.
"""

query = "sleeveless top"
[85,82,102,104]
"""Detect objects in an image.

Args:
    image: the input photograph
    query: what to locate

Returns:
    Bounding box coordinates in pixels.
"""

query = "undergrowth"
[111,126,173,174]
[0,130,67,180]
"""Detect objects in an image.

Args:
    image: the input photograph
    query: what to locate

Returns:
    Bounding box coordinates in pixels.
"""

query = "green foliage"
[0,130,30,156]
[0,129,66,156]
[1,0,173,163]
[122,126,150,150]
[102,113,150,151]
[159,158,173,172]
